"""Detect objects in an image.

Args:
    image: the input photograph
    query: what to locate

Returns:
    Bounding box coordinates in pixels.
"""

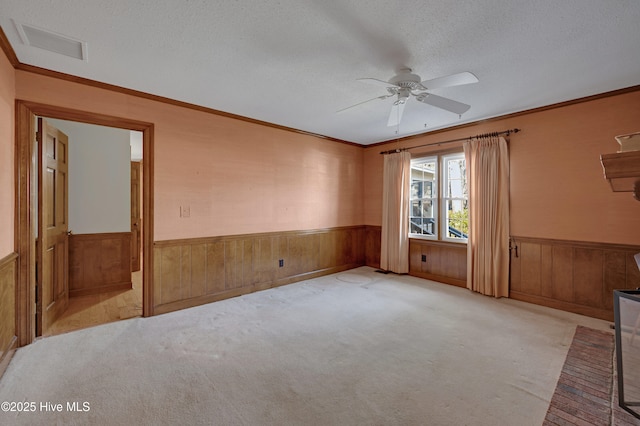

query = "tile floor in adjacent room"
[45,270,142,337]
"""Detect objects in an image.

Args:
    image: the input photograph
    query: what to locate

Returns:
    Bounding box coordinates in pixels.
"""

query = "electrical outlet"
[180,206,191,218]
[421,254,427,262]
[278,259,284,268]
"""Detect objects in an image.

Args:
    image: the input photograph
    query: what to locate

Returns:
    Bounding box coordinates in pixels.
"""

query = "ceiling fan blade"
[357,78,399,88]
[420,71,478,90]
[336,94,392,113]
[387,101,407,127]
[416,93,471,115]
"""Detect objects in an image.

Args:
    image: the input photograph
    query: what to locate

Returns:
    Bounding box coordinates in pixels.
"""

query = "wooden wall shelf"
[600,150,640,199]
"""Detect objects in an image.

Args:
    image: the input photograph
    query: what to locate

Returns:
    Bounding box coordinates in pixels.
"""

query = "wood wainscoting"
[153,226,366,314]
[0,253,18,378]
[69,233,132,297]
[409,239,467,287]
[364,225,381,269]
[510,236,640,321]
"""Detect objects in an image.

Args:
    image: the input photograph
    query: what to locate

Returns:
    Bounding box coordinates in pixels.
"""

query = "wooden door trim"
[15,100,155,346]
[130,161,142,272]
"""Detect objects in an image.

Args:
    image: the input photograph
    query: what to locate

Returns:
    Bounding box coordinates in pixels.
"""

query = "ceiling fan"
[339,68,479,127]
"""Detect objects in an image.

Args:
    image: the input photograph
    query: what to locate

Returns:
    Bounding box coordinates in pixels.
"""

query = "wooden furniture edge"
[600,150,640,194]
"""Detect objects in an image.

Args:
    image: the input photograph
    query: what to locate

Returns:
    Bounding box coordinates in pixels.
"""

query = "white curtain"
[463,136,510,297]
[380,151,411,274]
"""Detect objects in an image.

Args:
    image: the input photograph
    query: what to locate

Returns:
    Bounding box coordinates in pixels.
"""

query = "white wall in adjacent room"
[48,118,131,234]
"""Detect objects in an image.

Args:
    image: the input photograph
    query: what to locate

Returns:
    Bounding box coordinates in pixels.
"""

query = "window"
[409,152,468,242]
[409,157,437,237]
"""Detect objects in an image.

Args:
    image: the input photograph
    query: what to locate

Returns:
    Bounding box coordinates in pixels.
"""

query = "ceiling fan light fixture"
[345,68,477,125]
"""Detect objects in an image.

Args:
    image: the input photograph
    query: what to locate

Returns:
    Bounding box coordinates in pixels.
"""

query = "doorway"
[15,101,154,346]
[39,118,144,336]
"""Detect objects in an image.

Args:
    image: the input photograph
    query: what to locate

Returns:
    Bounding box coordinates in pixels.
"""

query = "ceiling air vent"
[15,21,87,61]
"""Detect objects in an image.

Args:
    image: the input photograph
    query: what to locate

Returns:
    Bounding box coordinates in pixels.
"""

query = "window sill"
[409,237,468,248]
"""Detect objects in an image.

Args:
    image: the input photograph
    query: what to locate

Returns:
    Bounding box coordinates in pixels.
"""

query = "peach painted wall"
[15,71,364,241]
[0,51,15,257]
[365,90,640,246]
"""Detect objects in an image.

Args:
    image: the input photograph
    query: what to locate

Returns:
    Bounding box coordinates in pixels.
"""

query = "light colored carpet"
[0,267,610,425]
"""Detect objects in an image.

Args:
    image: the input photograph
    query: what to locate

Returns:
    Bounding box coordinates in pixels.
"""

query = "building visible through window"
[409,152,468,242]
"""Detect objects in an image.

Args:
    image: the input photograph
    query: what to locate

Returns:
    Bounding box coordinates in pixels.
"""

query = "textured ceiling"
[2,1,639,145]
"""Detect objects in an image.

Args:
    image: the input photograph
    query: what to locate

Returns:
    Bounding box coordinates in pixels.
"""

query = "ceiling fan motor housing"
[389,68,424,91]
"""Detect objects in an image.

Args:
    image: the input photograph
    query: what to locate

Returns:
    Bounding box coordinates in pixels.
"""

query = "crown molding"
[365,84,640,149]
[16,63,361,147]
[0,26,19,67]
[0,27,359,147]
[2,26,639,149]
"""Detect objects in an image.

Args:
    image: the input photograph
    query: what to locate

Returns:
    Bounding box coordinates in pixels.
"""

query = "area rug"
[543,325,640,425]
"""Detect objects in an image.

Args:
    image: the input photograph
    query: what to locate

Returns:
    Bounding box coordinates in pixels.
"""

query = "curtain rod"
[379,128,521,155]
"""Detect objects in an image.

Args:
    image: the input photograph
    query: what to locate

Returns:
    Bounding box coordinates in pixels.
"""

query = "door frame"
[15,100,155,346]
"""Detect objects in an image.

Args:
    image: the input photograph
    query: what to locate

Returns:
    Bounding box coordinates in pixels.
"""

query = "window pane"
[445,199,469,239]
[441,153,468,241]
[410,199,435,218]
[410,218,436,236]
[410,157,437,237]
[410,199,435,236]
[410,159,437,199]
[411,180,435,199]
[445,157,467,198]
[410,181,421,199]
